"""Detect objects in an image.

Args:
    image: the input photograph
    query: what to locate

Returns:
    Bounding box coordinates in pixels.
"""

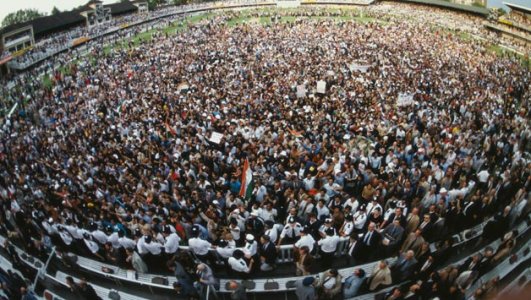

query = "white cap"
[246,234,254,241]
[440,188,448,193]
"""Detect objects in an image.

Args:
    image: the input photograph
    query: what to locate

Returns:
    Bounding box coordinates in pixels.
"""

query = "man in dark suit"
[391,250,418,282]
[259,235,277,271]
[354,222,381,262]
[381,218,405,257]
[417,214,435,242]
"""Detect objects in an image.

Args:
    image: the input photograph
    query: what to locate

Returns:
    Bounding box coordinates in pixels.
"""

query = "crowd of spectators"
[0,2,529,300]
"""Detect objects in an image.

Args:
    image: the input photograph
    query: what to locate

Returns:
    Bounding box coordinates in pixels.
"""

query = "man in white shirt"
[118,231,137,250]
[228,249,254,279]
[216,239,235,259]
[89,222,108,245]
[163,225,181,256]
[188,226,212,263]
[318,228,340,269]
[340,214,355,237]
[278,217,302,245]
[294,228,315,253]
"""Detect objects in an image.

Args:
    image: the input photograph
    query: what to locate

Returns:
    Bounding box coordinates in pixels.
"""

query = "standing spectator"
[259,235,277,271]
[317,228,339,269]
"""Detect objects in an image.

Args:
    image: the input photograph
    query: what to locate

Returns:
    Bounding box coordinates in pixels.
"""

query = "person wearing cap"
[318,218,336,239]
[188,226,213,263]
[278,217,302,245]
[294,227,316,254]
[263,220,280,244]
[82,232,104,261]
[163,225,181,257]
[243,234,258,263]
[216,239,235,259]
[228,249,254,278]
[295,276,316,300]
[317,227,339,269]
[339,214,355,237]
[353,206,368,233]
[89,223,108,245]
[117,231,136,250]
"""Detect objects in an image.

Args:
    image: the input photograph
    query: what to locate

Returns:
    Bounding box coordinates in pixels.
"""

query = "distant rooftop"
[503,2,531,14]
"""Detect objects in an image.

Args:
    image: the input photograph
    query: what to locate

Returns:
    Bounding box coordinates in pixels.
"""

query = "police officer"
[278,217,302,245]
[188,226,212,263]
[318,227,340,269]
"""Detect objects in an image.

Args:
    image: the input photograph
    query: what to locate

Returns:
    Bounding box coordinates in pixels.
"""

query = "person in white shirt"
[278,217,302,245]
[294,228,316,253]
[315,199,330,221]
[263,220,279,244]
[82,232,104,260]
[163,225,181,255]
[318,228,340,269]
[215,239,235,259]
[340,214,355,237]
[105,226,121,249]
[258,202,277,222]
[188,226,212,262]
[343,197,359,212]
[228,219,242,246]
[56,225,73,246]
[118,231,136,250]
[143,235,163,255]
[228,249,254,278]
[243,234,258,259]
[89,223,108,245]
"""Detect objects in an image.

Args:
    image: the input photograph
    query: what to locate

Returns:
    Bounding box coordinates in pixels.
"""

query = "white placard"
[296,85,306,98]
[209,131,224,144]
[397,93,415,107]
[317,81,326,94]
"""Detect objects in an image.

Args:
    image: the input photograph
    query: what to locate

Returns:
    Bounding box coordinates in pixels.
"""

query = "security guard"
[318,227,340,269]
[278,217,302,245]
[188,226,212,263]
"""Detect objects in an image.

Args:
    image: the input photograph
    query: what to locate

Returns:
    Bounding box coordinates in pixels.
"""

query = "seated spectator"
[391,250,418,282]
[317,269,342,300]
[368,260,392,291]
[296,276,316,300]
[343,268,366,298]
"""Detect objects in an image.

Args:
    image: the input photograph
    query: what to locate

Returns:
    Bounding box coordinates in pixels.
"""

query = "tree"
[51,6,61,15]
[2,9,46,27]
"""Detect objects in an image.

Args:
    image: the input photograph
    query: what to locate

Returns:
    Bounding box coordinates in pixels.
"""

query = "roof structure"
[399,0,490,16]
[503,2,531,14]
[0,0,137,38]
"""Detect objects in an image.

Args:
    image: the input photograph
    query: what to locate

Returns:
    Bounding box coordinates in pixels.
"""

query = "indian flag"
[239,158,253,200]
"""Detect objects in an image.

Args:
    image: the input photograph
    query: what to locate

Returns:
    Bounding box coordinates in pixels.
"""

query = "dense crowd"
[0,3,530,300]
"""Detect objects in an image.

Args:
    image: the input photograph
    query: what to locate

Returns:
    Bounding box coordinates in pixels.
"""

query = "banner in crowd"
[349,63,371,73]
[72,37,90,47]
[317,80,326,94]
[276,0,301,8]
[209,131,224,144]
[297,85,306,98]
[397,93,415,107]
